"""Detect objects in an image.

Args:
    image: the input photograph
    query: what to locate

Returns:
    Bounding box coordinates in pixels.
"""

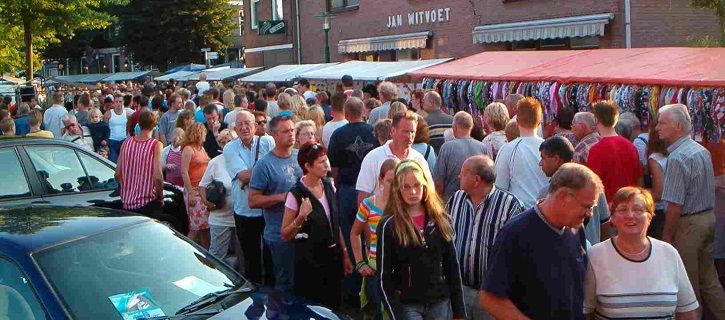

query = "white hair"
[573,112,596,131]
[659,104,692,133]
[62,113,78,124]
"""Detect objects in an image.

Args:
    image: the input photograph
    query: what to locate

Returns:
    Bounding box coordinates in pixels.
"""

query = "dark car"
[0,137,188,234]
[0,205,350,319]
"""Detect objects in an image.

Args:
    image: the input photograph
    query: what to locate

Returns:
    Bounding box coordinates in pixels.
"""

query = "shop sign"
[387,7,451,29]
[259,20,286,35]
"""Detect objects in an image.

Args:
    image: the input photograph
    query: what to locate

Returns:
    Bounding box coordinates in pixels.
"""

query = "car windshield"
[34,222,246,319]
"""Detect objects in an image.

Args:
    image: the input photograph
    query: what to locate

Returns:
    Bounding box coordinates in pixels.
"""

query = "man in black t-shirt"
[203,104,228,158]
[327,97,379,300]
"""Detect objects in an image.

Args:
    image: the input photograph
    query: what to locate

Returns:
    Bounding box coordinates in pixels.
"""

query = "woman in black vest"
[281,142,353,308]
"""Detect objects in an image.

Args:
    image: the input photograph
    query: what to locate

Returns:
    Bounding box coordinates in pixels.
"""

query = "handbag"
[205,180,226,208]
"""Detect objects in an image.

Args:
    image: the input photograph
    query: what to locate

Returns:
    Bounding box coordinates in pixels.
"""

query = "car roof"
[0,205,150,254]
[0,136,78,148]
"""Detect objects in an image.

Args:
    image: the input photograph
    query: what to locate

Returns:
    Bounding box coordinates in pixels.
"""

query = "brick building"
[243,0,720,67]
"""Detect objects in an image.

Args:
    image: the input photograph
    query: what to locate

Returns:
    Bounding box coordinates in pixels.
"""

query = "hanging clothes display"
[421,77,724,142]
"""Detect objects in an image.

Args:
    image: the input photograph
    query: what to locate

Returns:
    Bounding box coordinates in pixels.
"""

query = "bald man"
[434,111,492,202]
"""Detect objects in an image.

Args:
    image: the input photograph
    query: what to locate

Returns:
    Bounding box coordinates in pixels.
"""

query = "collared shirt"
[223,135,275,217]
[367,101,391,125]
[573,132,601,164]
[448,188,524,288]
[356,141,432,194]
[662,136,715,215]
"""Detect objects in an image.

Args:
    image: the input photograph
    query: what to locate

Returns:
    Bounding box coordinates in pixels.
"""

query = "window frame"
[238,10,244,36]
[327,0,359,13]
[23,145,115,196]
[250,0,260,30]
[0,146,34,201]
[0,256,50,319]
[271,0,283,20]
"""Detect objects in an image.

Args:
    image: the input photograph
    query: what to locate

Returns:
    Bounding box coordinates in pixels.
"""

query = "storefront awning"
[299,58,450,81]
[338,31,432,54]
[241,64,338,83]
[473,13,614,44]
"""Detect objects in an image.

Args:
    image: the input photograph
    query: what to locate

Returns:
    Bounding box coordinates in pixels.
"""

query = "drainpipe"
[295,0,302,63]
[624,0,632,48]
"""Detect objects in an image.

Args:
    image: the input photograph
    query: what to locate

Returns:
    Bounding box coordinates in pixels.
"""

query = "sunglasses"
[256,120,267,125]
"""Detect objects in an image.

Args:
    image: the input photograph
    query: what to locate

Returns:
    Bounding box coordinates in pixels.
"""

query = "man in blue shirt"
[249,115,302,293]
[481,163,603,320]
[224,110,275,284]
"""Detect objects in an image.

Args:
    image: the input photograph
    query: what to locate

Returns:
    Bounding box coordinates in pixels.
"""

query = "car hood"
[209,290,349,320]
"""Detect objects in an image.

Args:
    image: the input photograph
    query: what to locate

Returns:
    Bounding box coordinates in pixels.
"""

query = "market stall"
[240,63,338,83]
[184,67,261,81]
[410,47,724,142]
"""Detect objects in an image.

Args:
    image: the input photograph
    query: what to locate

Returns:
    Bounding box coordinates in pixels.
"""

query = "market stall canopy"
[298,59,451,81]
[183,67,261,81]
[166,63,207,74]
[240,63,338,82]
[100,71,151,82]
[154,71,196,82]
[410,47,725,87]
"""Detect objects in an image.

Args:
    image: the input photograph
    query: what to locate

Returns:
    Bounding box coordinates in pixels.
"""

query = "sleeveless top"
[188,147,210,187]
[120,137,158,210]
[165,147,184,187]
[109,109,128,141]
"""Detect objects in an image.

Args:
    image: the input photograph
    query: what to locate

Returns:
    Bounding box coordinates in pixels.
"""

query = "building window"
[394,49,420,61]
[510,37,599,50]
[251,0,260,30]
[328,0,359,12]
[238,10,244,36]
[272,0,283,20]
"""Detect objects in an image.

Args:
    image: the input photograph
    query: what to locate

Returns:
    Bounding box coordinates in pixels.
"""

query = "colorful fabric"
[185,186,209,231]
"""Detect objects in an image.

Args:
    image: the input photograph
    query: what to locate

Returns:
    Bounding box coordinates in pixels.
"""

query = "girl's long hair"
[383,160,453,247]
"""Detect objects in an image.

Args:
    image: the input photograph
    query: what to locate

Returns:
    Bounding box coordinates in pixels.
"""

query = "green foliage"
[0,0,127,75]
[688,34,725,47]
[690,0,725,41]
[119,0,235,71]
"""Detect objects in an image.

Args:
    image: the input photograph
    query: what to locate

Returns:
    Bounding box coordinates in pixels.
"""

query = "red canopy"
[410,47,725,87]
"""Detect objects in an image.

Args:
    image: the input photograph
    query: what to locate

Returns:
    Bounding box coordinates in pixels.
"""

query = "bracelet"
[355,261,368,271]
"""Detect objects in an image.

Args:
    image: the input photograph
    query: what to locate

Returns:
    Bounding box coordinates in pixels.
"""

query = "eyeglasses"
[256,120,267,125]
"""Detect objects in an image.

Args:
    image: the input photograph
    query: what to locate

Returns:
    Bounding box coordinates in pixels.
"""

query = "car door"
[22,145,121,208]
[0,147,43,207]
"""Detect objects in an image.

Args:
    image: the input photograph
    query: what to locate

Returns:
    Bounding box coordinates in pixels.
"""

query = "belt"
[682,209,712,217]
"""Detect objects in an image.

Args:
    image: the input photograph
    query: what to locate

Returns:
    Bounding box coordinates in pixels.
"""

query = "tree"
[119,0,234,71]
[690,0,725,43]
[0,0,126,81]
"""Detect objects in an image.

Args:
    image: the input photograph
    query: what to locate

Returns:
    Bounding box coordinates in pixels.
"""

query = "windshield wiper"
[141,284,253,320]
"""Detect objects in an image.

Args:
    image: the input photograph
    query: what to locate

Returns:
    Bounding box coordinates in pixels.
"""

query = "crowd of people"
[4,73,723,320]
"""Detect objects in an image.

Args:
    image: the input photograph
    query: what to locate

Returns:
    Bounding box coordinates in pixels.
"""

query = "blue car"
[0,205,349,319]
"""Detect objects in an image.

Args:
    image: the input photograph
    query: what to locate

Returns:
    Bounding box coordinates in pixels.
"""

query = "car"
[0,205,351,319]
[0,136,188,234]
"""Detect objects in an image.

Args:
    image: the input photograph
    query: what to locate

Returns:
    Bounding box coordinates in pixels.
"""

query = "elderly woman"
[294,120,317,149]
[281,142,352,308]
[584,187,698,319]
[481,102,510,160]
[199,128,239,265]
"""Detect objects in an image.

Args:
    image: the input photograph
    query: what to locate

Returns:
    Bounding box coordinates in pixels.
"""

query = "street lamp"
[323,14,331,63]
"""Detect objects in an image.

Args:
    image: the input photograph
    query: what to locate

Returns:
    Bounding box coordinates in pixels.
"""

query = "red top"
[411,214,426,231]
[586,136,643,201]
[120,137,159,210]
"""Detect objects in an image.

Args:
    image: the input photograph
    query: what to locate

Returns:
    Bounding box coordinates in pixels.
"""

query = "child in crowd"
[87,108,110,158]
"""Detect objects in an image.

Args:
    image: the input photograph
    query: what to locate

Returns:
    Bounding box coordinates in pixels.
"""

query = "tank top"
[165,147,184,187]
[109,109,128,141]
[188,147,210,187]
[120,137,158,210]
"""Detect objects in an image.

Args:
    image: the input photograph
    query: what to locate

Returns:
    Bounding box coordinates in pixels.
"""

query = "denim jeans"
[108,139,124,163]
[462,285,492,320]
[265,239,294,293]
[401,298,452,320]
[338,184,361,298]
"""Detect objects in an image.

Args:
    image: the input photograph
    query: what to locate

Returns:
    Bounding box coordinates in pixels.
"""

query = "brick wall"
[629,0,719,47]
[243,0,298,66]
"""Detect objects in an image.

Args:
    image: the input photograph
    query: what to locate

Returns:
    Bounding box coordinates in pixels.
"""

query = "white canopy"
[240,63,338,83]
[298,59,451,81]
[183,68,261,81]
[154,71,196,81]
[102,71,151,82]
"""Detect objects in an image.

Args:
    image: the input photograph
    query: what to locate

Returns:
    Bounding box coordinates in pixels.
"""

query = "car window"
[0,149,31,200]
[77,152,119,191]
[0,258,48,319]
[25,146,89,194]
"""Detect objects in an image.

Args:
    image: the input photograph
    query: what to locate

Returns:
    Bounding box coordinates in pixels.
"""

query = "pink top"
[120,137,159,210]
[165,147,183,187]
[285,191,331,222]
[411,214,425,231]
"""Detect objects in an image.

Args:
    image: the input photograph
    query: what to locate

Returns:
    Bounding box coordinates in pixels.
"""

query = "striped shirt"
[573,132,601,164]
[662,136,715,214]
[584,238,699,319]
[356,197,383,261]
[120,137,159,210]
[447,188,524,288]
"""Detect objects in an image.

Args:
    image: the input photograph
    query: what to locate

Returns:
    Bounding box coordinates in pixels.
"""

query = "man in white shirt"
[43,92,68,138]
[196,72,210,96]
[494,97,548,208]
[61,114,93,152]
[296,79,316,101]
[357,111,432,203]
[321,92,348,147]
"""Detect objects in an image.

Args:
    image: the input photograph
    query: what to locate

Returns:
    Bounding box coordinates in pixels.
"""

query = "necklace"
[616,236,649,256]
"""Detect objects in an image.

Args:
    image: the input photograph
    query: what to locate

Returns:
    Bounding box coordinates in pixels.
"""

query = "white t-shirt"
[322,119,348,147]
[199,155,235,227]
[494,136,548,208]
[43,105,68,138]
[585,238,698,318]
[356,142,432,194]
[266,100,280,118]
[634,133,649,167]
[196,81,210,96]
[224,108,244,130]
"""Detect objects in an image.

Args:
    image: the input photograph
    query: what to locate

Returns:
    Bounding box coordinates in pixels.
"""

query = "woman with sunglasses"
[281,142,353,308]
[377,160,465,320]
[584,187,698,319]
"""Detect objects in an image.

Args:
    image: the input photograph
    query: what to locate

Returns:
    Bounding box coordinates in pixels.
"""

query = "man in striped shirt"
[447,155,524,319]
[657,103,725,316]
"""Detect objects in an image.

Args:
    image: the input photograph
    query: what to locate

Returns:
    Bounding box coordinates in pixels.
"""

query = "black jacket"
[288,178,341,264]
[376,215,466,319]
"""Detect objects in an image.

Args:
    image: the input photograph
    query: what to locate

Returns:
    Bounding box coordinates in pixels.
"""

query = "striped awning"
[338,31,432,54]
[473,13,614,43]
